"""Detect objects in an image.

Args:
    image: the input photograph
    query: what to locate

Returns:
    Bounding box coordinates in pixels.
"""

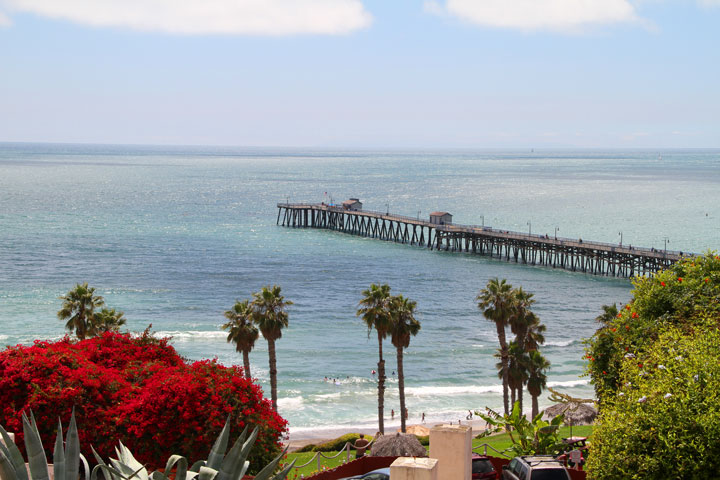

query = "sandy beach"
[284,418,491,452]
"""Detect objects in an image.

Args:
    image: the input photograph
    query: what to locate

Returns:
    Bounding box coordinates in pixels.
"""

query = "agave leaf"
[236,428,259,471]
[252,447,288,480]
[113,443,147,480]
[196,466,218,480]
[29,412,39,434]
[206,418,231,471]
[65,412,81,480]
[80,452,90,480]
[0,424,28,480]
[91,447,123,480]
[189,461,205,474]
[163,455,188,480]
[54,419,66,480]
[1,449,20,480]
[185,472,199,480]
[216,434,246,480]
[22,413,50,480]
[270,459,295,480]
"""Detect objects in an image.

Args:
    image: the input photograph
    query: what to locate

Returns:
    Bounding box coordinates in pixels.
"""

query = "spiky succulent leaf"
[189,461,206,473]
[270,459,295,480]
[0,424,27,480]
[206,418,231,471]
[216,432,248,480]
[65,413,81,480]
[54,419,66,480]
[22,413,49,480]
[163,455,189,480]
[252,448,289,480]
[236,428,258,473]
[91,446,124,480]
[196,466,218,480]
[0,449,20,480]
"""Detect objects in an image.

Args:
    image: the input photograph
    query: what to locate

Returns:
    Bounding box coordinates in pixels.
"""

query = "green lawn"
[285,425,593,478]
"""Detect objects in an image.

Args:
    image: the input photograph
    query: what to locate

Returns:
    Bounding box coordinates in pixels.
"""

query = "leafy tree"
[222,299,259,380]
[526,350,550,418]
[89,307,126,336]
[251,285,292,412]
[475,401,566,456]
[595,303,618,326]
[357,283,392,434]
[477,278,515,415]
[585,252,720,478]
[389,294,421,433]
[506,341,529,414]
[57,283,105,340]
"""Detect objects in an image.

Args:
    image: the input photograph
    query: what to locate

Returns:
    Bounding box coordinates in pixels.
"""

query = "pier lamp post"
[480,215,484,227]
[527,221,532,235]
[664,236,670,254]
[619,231,623,246]
[386,203,390,215]
[554,226,559,240]
[418,210,421,220]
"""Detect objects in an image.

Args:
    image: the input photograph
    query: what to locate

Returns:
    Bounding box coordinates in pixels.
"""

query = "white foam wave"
[471,344,484,348]
[0,335,8,341]
[277,396,304,410]
[155,330,227,340]
[544,340,577,347]
[547,379,589,388]
[406,384,503,396]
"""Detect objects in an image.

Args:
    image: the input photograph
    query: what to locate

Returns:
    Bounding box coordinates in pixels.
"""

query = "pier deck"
[277,203,686,277]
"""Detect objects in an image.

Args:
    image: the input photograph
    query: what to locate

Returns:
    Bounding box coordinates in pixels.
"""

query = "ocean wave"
[547,379,589,388]
[154,330,227,340]
[277,396,304,410]
[406,384,503,396]
[544,340,578,347]
[0,335,8,341]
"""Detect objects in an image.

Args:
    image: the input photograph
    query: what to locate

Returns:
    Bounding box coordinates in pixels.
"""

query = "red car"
[473,454,499,479]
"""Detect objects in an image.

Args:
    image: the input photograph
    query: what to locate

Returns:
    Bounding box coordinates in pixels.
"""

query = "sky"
[0,0,719,148]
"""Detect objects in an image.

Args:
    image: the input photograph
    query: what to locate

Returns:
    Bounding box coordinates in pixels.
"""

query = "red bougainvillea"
[0,332,286,473]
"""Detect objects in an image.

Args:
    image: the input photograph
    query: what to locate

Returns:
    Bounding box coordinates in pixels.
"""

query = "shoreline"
[284,418,491,452]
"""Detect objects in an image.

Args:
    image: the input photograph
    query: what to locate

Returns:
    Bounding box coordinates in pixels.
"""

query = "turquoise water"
[1,143,718,435]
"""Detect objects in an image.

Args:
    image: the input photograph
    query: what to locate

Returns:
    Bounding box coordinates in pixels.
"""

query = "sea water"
[1,143,718,436]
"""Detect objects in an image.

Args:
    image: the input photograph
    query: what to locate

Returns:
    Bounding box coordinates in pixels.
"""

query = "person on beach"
[354,434,370,459]
[391,409,395,419]
[422,412,425,423]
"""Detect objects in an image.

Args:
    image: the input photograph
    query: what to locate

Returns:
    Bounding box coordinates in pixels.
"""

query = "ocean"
[1,143,718,436]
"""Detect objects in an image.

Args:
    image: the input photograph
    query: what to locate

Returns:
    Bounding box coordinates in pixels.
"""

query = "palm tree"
[89,307,126,336]
[389,294,421,433]
[477,278,515,415]
[509,287,536,352]
[527,350,551,418]
[222,299,259,380]
[57,283,105,340]
[595,303,619,326]
[251,285,292,412]
[507,341,530,414]
[357,283,392,434]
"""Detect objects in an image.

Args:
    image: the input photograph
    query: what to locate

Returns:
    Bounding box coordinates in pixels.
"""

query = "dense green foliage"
[295,433,375,453]
[476,401,566,456]
[585,252,720,479]
[58,283,126,340]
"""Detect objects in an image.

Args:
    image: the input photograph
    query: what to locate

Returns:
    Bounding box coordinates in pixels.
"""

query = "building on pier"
[342,198,363,211]
[429,211,452,225]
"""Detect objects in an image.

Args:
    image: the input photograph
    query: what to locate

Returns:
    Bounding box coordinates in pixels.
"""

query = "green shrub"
[296,433,374,453]
[586,324,720,479]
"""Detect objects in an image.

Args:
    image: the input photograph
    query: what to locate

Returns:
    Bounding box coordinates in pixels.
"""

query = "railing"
[289,438,376,477]
[472,442,514,458]
[278,203,687,258]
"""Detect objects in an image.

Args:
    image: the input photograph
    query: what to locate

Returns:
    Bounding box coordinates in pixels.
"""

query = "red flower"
[626,325,630,330]
[678,277,683,283]
[661,281,666,287]
[625,305,631,310]
[632,312,639,318]
[705,278,710,283]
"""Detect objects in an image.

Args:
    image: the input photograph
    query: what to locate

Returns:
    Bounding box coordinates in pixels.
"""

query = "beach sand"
[284,418,491,452]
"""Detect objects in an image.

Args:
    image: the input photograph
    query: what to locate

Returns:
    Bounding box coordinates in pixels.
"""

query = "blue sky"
[1,0,719,148]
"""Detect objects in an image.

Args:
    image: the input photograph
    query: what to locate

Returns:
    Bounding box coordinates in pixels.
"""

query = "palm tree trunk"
[511,386,516,409]
[377,331,385,434]
[496,323,509,415]
[397,346,406,433]
[531,394,539,419]
[243,349,252,380]
[518,387,524,419]
[268,339,278,412]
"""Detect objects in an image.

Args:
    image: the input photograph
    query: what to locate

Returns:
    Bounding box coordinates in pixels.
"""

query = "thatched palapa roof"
[544,402,598,426]
[370,433,427,457]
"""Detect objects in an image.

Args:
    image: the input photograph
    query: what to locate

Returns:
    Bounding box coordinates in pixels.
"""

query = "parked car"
[502,456,571,480]
[472,454,499,479]
[338,467,390,480]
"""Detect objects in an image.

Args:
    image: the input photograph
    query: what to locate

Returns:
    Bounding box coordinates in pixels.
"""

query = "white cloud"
[0,10,11,26]
[426,0,640,33]
[0,0,372,35]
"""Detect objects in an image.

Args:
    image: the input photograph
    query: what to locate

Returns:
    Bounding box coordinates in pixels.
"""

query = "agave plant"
[0,411,90,480]
[93,417,293,480]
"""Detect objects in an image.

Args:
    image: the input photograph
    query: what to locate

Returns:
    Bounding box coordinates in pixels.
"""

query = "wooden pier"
[277,203,686,277]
